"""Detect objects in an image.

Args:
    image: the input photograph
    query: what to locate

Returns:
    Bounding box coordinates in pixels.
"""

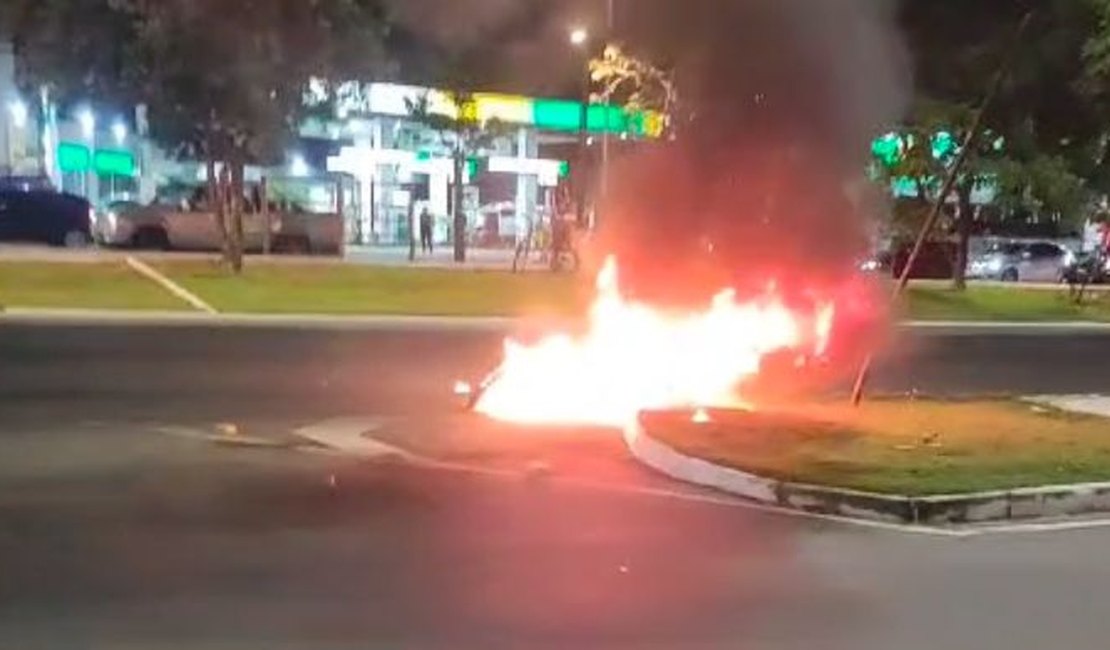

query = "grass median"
[0,260,187,311]
[4,256,1110,320]
[646,399,1110,495]
[904,283,1110,321]
[155,260,591,317]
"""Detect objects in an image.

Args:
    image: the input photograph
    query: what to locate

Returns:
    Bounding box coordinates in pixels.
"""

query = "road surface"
[3,323,1110,649]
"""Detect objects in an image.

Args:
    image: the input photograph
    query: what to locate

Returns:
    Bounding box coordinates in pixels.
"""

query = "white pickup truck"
[96,195,344,255]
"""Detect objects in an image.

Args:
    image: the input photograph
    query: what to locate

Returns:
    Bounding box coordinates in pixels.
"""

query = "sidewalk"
[344,245,518,270]
[0,243,522,271]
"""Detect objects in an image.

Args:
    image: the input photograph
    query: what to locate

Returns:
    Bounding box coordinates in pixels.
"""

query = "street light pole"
[570,27,590,229]
[599,0,614,230]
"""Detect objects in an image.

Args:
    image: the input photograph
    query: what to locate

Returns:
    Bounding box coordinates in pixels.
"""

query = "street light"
[8,99,27,129]
[290,152,309,178]
[112,120,127,145]
[569,26,594,227]
[77,107,96,140]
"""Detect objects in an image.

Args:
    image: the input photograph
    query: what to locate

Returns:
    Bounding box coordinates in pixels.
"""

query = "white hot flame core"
[475,257,834,427]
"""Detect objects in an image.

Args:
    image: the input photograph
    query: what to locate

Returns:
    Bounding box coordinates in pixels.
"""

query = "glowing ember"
[473,257,835,427]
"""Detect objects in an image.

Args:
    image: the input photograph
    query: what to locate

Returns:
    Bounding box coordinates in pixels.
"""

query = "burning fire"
[473,257,835,427]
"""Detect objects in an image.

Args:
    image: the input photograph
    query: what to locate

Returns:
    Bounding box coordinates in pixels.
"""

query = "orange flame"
[475,257,835,427]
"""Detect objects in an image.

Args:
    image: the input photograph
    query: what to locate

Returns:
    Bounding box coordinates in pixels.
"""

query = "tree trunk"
[452,152,466,263]
[217,163,235,267]
[407,195,416,262]
[228,159,245,275]
[953,181,974,291]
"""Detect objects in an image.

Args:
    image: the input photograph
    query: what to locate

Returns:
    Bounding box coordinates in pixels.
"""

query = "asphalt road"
[4,323,1110,649]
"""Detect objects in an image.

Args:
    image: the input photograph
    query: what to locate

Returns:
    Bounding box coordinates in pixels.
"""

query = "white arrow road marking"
[293,417,414,460]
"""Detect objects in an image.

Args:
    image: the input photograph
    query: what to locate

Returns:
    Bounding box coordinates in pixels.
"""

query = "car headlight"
[1063,250,1076,267]
[985,258,1003,272]
[105,210,118,233]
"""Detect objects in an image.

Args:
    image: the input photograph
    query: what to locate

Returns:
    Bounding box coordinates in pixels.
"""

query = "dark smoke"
[390,0,909,305]
[592,0,910,305]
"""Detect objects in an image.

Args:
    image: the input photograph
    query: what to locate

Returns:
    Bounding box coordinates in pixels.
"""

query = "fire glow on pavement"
[472,257,836,428]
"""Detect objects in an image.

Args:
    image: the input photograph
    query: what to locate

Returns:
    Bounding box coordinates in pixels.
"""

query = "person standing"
[419,207,434,254]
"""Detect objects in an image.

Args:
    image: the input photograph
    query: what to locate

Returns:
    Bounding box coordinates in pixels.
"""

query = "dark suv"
[0,190,93,247]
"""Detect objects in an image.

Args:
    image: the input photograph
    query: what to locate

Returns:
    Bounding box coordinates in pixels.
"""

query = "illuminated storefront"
[307,81,662,246]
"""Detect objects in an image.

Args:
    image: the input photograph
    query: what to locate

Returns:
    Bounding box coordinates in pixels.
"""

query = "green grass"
[156,260,590,317]
[903,284,1110,321]
[648,399,1110,495]
[0,261,188,311]
[4,258,1110,321]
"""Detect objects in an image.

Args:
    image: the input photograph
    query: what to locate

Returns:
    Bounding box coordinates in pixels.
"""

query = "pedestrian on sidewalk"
[419,207,434,254]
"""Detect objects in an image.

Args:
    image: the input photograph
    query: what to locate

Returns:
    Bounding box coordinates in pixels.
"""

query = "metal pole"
[260,176,270,255]
[576,61,590,229]
[599,0,614,230]
[850,11,1033,406]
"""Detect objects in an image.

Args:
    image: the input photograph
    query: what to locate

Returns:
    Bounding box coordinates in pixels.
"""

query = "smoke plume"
[593,0,910,305]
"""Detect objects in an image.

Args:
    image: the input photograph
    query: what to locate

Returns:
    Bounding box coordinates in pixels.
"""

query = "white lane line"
[125,256,218,314]
[970,517,1110,536]
[155,425,296,448]
[293,417,415,460]
[545,477,976,538]
[903,320,1110,331]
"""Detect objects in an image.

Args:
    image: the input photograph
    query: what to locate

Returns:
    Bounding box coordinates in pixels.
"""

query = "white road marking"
[1025,394,1110,418]
[155,425,295,448]
[3,305,1109,334]
[293,417,414,459]
[970,517,1110,536]
[125,256,218,314]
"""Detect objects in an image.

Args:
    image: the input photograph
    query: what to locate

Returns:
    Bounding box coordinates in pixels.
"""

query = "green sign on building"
[57,143,91,173]
[94,149,136,176]
[57,143,136,176]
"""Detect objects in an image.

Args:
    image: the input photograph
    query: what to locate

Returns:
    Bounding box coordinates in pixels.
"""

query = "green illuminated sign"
[58,143,91,173]
[932,131,956,161]
[531,99,650,136]
[94,149,136,176]
[533,99,582,132]
[58,143,136,176]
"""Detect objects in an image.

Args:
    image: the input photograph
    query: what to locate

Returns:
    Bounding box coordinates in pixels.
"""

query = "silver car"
[96,194,343,255]
[967,240,1073,282]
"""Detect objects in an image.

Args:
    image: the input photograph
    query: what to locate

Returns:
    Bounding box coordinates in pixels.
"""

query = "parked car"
[0,175,54,192]
[890,241,956,279]
[967,240,1071,282]
[0,190,93,247]
[97,188,343,255]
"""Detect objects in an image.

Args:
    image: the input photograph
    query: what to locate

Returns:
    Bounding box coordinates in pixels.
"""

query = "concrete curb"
[3,306,1110,333]
[624,420,1110,524]
[0,307,516,331]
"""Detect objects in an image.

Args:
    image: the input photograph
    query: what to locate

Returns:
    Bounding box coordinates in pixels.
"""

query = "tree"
[588,44,678,136]
[9,0,390,272]
[406,91,506,263]
[895,1,1098,288]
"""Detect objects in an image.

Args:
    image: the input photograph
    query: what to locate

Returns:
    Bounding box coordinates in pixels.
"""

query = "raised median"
[3,258,1110,322]
[629,398,1110,524]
